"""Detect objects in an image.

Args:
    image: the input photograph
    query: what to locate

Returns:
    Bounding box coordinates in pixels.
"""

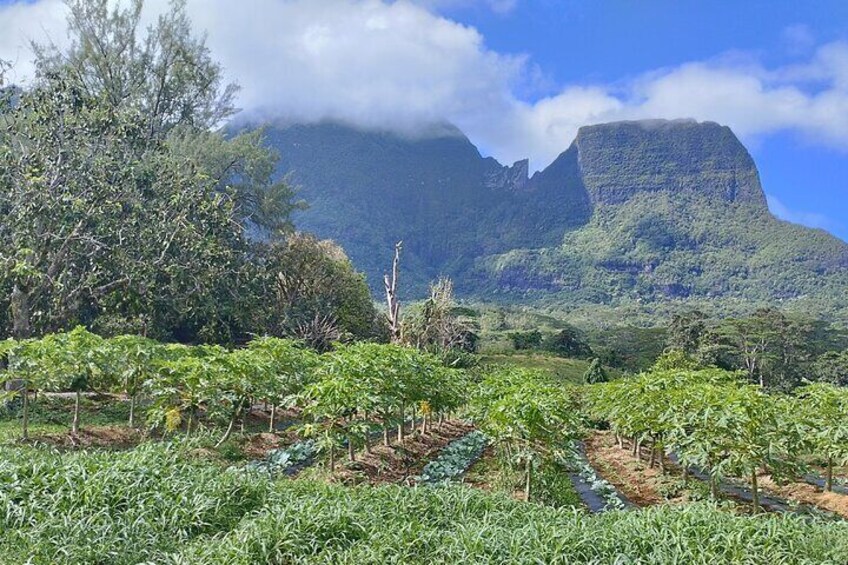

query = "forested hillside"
[265,119,848,319]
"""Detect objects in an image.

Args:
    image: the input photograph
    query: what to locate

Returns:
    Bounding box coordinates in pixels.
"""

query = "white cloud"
[411,0,518,15]
[3,0,848,173]
[767,194,838,232]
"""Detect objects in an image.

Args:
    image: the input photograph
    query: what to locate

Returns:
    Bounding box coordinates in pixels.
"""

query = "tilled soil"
[31,426,146,450]
[758,475,848,519]
[331,420,476,486]
[583,431,688,508]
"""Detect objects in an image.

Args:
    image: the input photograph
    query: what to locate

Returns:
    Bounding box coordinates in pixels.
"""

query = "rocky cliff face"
[264,119,848,316]
[574,119,768,208]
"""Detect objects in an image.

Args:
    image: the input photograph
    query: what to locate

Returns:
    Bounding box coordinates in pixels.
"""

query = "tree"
[0,0,299,343]
[667,310,708,355]
[812,351,848,386]
[509,330,543,351]
[582,358,608,384]
[384,241,402,344]
[702,309,808,389]
[256,234,382,350]
[472,367,582,501]
[403,277,479,353]
[542,326,593,359]
[39,327,110,435]
[104,335,161,426]
[247,337,318,432]
[796,383,848,492]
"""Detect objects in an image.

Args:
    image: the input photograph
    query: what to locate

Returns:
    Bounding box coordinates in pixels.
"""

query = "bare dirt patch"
[584,431,688,508]
[332,420,475,486]
[759,475,848,519]
[31,426,146,450]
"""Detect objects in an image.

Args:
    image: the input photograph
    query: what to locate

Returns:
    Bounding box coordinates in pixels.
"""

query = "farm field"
[2,330,848,564]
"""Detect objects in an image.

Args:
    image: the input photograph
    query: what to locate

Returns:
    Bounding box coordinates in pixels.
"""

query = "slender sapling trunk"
[826,457,834,492]
[21,382,29,441]
[215,398,245,448]
[269,404,276,433]
[72,390,81,435]
[751,469,760,512]
[128,394,136,428]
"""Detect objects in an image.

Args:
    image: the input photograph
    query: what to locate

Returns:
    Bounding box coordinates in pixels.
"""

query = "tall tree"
[0,0,300,342]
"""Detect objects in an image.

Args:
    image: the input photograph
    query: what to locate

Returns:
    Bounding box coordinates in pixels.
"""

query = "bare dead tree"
[384,241,402,343]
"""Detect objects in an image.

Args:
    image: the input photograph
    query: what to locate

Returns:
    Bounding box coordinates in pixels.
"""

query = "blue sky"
[1,0,846,240]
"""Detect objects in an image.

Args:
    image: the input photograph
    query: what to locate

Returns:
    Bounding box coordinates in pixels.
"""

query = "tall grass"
[0,442,269,564]
[1,443,846,564]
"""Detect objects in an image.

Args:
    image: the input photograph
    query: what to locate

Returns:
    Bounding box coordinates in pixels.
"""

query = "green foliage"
[418,431,488,484]
[541,326,594,359]
[508,330,543,350]
[4,443,848,564]
[471,367,583,500]
[587,366,808,508]
[812,350,848,386]
[255,233,383,347]
[582,358,608,384]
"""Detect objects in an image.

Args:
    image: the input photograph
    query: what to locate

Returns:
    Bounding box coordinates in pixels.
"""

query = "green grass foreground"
[1,443,847,564]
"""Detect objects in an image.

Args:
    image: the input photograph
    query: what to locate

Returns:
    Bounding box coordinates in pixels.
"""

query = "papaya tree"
[146,344,210,435]
[247,337,318,432]
[299,353,372,471]
[104,335,161,427]
[39,327,109,435]
[796,382,848,491]
[472,367,582,501]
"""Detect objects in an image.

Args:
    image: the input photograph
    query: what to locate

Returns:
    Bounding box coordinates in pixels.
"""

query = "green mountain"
[266,119,848,319]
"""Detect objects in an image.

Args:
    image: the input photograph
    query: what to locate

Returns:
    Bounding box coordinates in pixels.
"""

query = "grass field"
[2,442,847,564]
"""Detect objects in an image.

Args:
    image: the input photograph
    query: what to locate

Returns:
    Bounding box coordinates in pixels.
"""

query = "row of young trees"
[587,356,848,509]
[300,343,468,471]
[0,327,319,442]
[0,329,471,464]
[470,367,583,501]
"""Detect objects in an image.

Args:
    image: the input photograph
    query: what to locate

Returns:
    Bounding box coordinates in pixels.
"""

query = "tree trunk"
[347,434,356,461]
[658,448,665,473]
[269,404,276,433]
[751,469,759,512]
[682,465,689,487]
[364,432,371,454]
[420,415,427,435]
[329,442,336,473]
[215,398,244,448]
[709,475,718,500]
[21,382,29,441]
[826,457,834,492]
[10,283,31,340]
[128,394,136,428]
[397,404,405,443]
[72,390,81,435]
[524,456,532,502]
[383,424,390,447]
[186,410,194,437]
[649,440,657,468]
[384,241,403,343]
[631,437,638,457]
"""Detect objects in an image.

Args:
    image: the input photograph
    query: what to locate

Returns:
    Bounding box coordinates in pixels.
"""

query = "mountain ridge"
[262,118,848,319]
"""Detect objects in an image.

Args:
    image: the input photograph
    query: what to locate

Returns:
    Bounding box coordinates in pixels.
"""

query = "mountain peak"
[574,119,768,208]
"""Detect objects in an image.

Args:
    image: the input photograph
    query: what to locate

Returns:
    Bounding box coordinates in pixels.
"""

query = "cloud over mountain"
[3,0,848,172]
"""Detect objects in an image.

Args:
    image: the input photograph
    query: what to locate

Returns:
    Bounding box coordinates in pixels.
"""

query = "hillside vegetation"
[267,120,848,321]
